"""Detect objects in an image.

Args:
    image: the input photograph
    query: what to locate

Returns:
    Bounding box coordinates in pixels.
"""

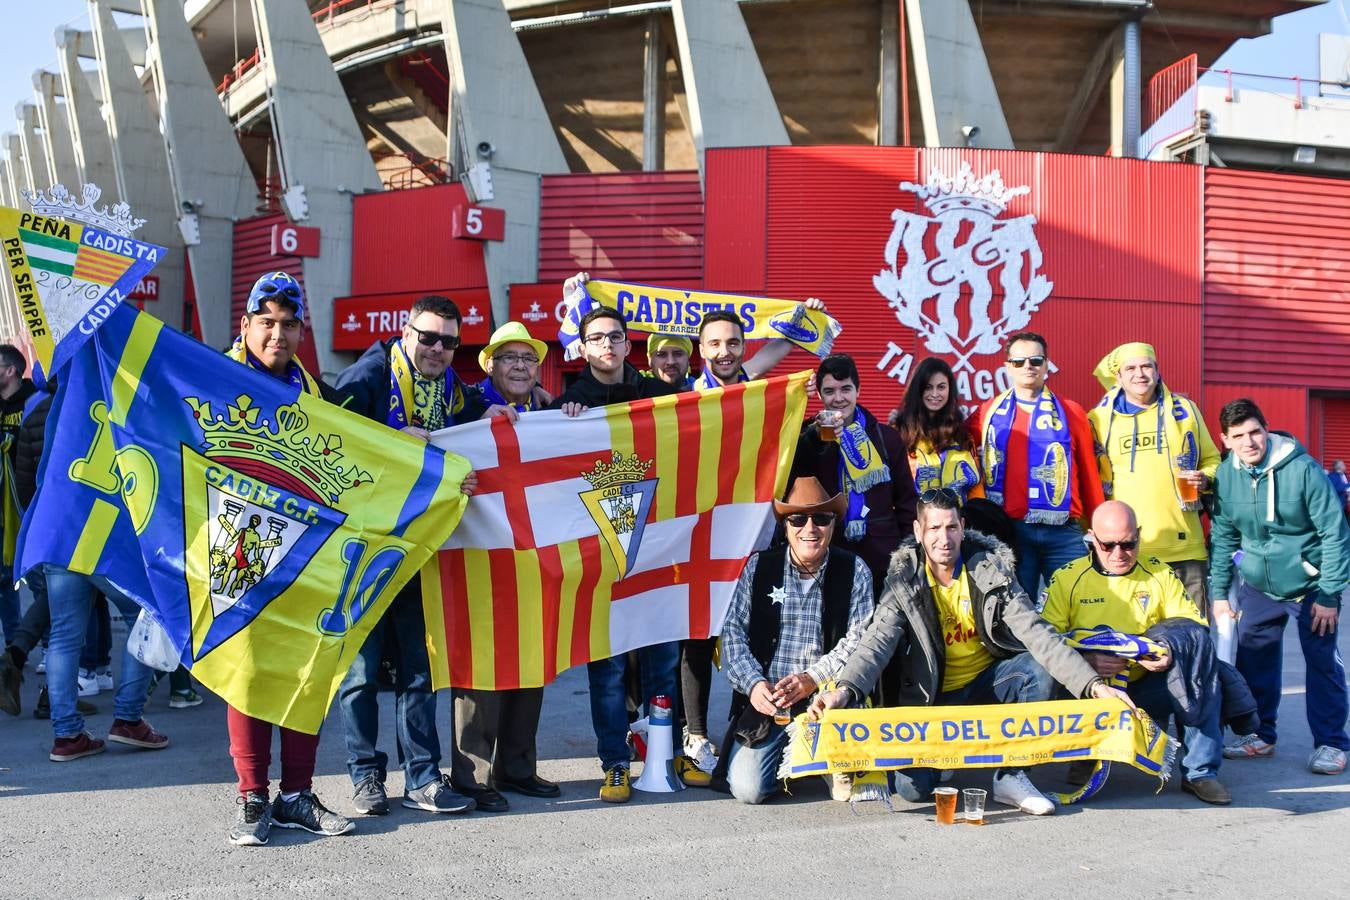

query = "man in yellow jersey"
[814,488,1130,817]
[1043,501,1230,804]
[1088,343,1220,614]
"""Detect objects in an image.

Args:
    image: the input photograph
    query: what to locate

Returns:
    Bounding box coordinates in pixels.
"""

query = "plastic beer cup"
[934,786,958,825]
[963,788,987,825]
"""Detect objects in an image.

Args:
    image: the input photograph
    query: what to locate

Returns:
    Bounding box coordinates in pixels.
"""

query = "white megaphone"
[633,695,684,793]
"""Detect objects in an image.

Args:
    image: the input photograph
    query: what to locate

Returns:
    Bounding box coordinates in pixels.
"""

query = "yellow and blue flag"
[6,209,469,733]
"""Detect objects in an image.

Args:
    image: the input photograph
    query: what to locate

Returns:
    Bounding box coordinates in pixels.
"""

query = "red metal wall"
[1315,396,1350,466]
[231,213,318,373]
[538,171,703,286]
[350,183,488,295]
[706,146,1204,417]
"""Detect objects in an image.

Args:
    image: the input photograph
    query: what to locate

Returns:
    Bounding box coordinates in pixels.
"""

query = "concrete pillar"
[0,159,12,208]
[17,104,52,193]
[441,0,568,327]
[670,0,789,173]
[879,0,899,146]
[251,0,383,377]
[56,28,120,201]
[7,135,31,199]
[144,0,259,350]
[89,0,184,327]
[904,0,1013,149]
[642,14,666,171]
[35,71,81,188]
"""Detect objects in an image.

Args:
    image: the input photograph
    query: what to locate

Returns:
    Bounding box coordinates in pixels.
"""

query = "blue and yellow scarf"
[227,336,322,397]
[693,367,750,392]
[476,378,536,413]
[1093,382,1204,511]
[388,339,464,431]
[837,409,891,540]
[983,388,1073,524]
[912,441,981,501]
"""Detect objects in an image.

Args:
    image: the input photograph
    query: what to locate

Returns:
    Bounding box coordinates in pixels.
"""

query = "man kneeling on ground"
[812,488,1131,816]
[1042,500,1231,805]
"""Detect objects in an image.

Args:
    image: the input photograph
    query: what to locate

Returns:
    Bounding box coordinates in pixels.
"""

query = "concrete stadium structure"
[0,0,1317,374]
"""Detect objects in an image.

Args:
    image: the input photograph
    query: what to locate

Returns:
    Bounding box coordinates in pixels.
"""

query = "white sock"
[280,791,300,802]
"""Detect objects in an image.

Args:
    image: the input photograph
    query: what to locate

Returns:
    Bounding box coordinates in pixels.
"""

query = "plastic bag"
[129,609,181,673]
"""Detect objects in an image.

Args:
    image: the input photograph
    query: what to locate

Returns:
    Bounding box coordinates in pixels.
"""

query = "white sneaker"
[1309,745,1347,776]
[34,649,46,674]
[682,733,718,774]
[992,770,1055,816]
[77,668,101,697]
[95,668,114,691]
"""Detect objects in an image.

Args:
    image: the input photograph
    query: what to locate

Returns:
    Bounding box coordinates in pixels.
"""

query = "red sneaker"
[50,731,107,762]
[107,718,170,750]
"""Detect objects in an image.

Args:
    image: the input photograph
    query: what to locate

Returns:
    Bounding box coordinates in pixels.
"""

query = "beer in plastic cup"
[773,706,791,726]
[963,788,987,825]
[934,786,958,825]
[1176,468,1199,504]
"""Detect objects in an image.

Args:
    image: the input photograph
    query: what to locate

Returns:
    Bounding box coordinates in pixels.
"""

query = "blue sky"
[0,0,1343,133]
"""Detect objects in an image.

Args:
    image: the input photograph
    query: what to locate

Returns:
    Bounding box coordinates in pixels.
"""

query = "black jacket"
[548,362,678,409]
[14,392,50,509]
[334,339,481,425]
[1,378,37,463]
[1144,617,1259,734]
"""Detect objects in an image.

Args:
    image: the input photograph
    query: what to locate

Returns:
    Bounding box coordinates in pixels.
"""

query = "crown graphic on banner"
[581,451,654,490]
[185,393,373,504]
[21,183,146,236]
[901,161,1030,217]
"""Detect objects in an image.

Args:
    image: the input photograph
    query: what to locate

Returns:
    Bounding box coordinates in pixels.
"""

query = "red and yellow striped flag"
[73,243,136,286]
[424,371,809,690]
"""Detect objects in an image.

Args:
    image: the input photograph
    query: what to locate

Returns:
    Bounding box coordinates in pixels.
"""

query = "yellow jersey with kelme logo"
[927,565,993,692]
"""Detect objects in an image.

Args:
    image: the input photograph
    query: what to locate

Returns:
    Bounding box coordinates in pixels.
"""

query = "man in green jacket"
[1210,399,1349,776]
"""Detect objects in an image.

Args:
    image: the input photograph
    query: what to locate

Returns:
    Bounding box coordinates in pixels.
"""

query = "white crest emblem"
[873,162,1053,372]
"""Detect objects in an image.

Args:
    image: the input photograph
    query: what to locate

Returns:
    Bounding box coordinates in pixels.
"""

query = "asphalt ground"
[1,608,1347,899]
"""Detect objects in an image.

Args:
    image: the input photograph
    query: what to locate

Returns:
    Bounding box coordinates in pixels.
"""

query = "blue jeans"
[1012,520,1088,604]
[725,721,791,804]
[79,594,112,671]
[0,562,18,642]
[893,652,1057,801]
[1235,583,1350,751]
[587,641,680,771]
[44,565,153,738]
[336,580,441,790]
[1127,670,1223,781]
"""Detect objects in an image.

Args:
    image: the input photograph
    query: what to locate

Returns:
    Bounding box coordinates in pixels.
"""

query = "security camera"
[961,125,980,146]
[476,141,495,160]
[180,199,196,214]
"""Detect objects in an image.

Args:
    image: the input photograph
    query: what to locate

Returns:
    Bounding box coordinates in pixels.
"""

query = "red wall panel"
[704,147,769,293]
[1316,396,1350,467]
[231,213,318,374]
[1202,382,1309,448]
[1204,168,1350,388]
[350,183,488,295]
[538,171,703,285]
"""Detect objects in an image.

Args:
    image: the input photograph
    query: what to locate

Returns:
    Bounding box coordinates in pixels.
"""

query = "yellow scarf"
[1092,382,1205,511]
[227,337,322,398]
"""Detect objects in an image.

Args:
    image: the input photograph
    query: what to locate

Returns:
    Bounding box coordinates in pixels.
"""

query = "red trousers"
[227,705,321,796]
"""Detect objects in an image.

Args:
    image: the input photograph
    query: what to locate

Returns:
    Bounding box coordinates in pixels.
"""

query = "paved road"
[2,614,1347,899]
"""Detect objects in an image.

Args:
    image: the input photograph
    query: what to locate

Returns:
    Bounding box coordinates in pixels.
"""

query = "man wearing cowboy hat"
[813,487,1134,816]
[447,322,561,811]
[718,476,874,804]
[1088,342,1220,615]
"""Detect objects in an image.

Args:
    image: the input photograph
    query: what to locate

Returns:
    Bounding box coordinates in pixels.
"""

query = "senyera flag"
[0,205,162,375]
[424,371,810,691]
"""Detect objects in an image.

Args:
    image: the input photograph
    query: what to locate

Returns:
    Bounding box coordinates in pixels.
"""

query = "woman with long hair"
[894,357,984,502]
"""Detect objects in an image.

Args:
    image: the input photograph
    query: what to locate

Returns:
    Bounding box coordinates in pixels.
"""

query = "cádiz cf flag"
[4,210,469,733]
[424,372,808,690]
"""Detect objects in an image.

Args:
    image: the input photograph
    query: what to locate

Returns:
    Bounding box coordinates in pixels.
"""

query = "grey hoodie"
[836,529,1100,706]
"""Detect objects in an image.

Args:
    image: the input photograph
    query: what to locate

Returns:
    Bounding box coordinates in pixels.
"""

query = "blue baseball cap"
[246,272,306,320]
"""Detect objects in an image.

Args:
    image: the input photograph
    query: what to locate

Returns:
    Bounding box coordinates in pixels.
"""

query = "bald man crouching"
[1042,501,1231,805]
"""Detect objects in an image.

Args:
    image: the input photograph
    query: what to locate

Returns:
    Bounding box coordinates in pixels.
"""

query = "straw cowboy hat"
[478,321,549,373]
[772,476,847,520]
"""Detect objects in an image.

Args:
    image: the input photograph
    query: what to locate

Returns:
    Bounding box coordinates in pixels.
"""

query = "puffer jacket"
[14,391,51,509]
[836,529,1100,706]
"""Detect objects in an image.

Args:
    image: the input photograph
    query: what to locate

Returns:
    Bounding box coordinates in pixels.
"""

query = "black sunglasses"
[1096,539,1139,552]
[408,323,461,350]
[919,487,961,505]
[785,512,836,528]
[1007,355,1047,368]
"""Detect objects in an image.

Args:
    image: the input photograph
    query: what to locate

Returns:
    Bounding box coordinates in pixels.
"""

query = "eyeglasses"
[785,513,836,528]
[408,324,461,350]
[1008,355,1047,368]
[1096,539,1139,552]
[493,352,539,367]
[918,487,961,505]
[583,330,628,346]
[1007,355,1047,368]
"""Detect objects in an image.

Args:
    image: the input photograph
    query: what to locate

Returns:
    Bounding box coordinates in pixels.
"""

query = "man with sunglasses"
[719,476,873,804]
[1042,501,1230,804]
[550,306,710,802]
[813,487,1130,816]
[1088,343,1220,615]
[333,295,479,820]
[970,332,1104,599]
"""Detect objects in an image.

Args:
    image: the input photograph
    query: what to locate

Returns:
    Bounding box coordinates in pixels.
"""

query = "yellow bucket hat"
[478,321,548,374]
